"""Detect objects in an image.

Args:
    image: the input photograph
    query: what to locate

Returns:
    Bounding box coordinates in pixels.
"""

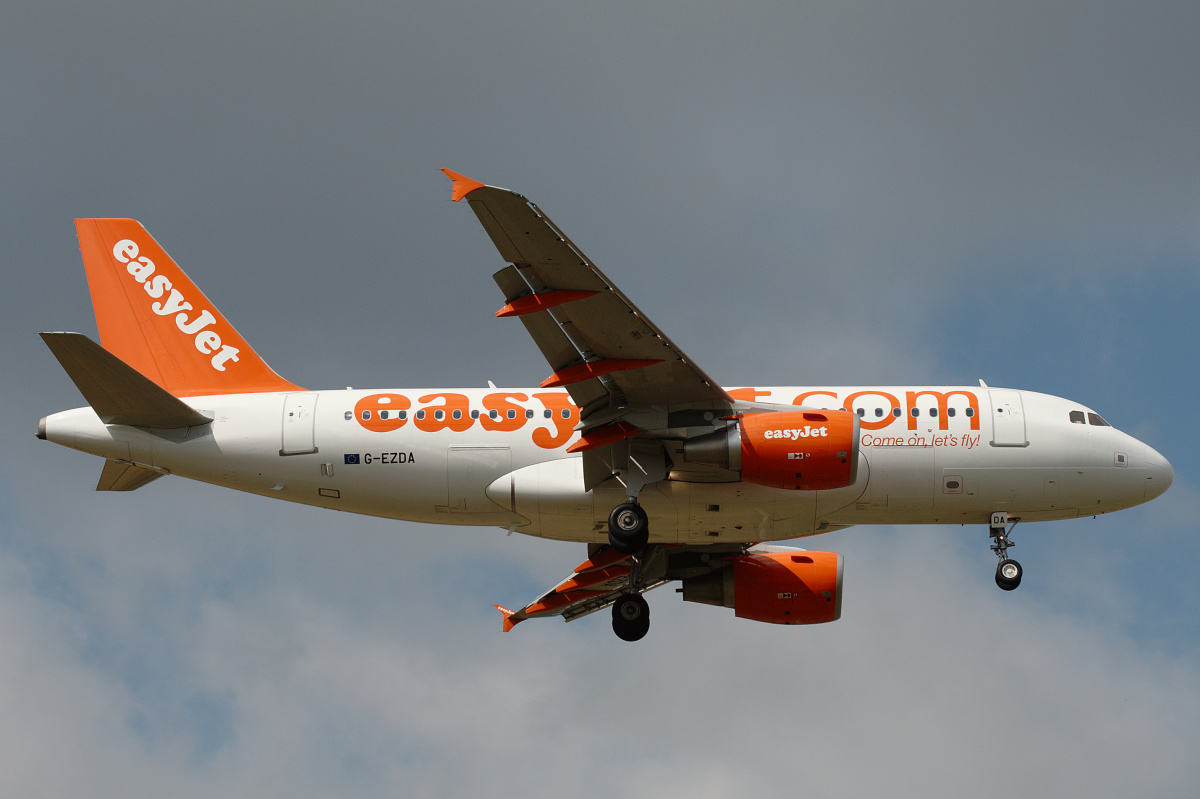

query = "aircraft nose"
[1144,445,1174,502]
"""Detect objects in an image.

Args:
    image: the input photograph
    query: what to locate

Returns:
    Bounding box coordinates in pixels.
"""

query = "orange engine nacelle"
[682,409,859,490]
[681,551,843,625]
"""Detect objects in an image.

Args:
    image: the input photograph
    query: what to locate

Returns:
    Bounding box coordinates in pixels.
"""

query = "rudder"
[76,219,300,397]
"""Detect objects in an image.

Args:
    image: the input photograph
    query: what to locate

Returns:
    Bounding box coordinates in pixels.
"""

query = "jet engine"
[682,409,859,490]
[680,550,843,624]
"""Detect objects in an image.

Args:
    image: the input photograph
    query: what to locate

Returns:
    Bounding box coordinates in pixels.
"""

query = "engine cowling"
[681,550,843,624]
[682,409,859,490]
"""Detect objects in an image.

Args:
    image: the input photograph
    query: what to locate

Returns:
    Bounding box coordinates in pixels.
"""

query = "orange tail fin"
[75,219,300,397]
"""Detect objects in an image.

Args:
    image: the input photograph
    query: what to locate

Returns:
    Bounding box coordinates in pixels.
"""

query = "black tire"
[612,593,650,641]
[995,559,1022,591]
[608,502,649,554]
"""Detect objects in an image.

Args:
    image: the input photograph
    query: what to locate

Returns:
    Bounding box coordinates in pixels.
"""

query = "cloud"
[1,516,1198,798]
[2,0,1198,795]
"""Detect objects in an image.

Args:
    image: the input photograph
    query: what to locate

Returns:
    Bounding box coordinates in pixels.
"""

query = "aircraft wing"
[444,170,733,417]
[494,545,669,631]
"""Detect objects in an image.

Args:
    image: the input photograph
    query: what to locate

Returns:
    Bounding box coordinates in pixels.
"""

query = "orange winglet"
[573,546,633,573]
[496,289,600,318]
[557,565,631,592]
[566,420,640,453]
[494,604,521,632]
[442,168,486,202]
[541,359,663,388]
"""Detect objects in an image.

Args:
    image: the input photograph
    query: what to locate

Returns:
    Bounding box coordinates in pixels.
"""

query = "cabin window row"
[854,407,975,418]
[345,408,573,422]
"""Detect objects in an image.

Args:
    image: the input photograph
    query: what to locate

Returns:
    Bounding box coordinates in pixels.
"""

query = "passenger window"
[1069,410,1085,424]
[398,411,406,420]
[947,408,956,417]
[471,410,480,419]
[911,408,919,417]
[929,408,937,418]
[893,408,902,417]
[857,408,865,417]
[544,410,552,418]
[434,410,444,421]
[561,409,571,419]
[344,411,352,421]
[875,408,883,417]
[361,410,371,421]
[490,410,498,419]
[966,408,974,418]
[379,410,388,420]
[1088,413,1110,427]
[416,410,426,420]
[452,410,462,420]
[506,409,517,419]
[526,409,535,418]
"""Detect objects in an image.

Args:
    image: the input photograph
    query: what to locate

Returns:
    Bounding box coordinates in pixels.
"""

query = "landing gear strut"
[990,511,1022,591]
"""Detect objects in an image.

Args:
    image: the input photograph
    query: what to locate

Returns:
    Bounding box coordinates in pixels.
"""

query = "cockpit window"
[1088,412,1111,427]
[1069,410,1085,424]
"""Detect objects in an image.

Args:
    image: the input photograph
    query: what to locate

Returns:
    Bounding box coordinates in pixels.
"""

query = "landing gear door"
[988,390,1027,447]
[281,392,319,455]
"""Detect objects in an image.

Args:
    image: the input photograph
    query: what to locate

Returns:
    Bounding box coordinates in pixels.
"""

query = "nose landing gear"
[990,511,1022,590]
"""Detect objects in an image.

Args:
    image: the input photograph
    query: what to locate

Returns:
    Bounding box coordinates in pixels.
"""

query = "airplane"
[37,169,1174,641]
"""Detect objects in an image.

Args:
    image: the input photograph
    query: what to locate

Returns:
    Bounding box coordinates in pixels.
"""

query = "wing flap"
[494,546,671,631]
[449,171,732,411]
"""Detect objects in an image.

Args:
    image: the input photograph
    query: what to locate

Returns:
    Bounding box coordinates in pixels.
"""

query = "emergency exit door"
[281,392,319,455]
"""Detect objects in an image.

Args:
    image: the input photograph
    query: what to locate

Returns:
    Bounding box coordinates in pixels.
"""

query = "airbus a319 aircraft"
[38,170,1174,641]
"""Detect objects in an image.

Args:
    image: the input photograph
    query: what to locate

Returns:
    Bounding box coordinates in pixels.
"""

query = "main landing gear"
[608,501,649,554]
[608,497,651,641]
[990,511,1022,591]
[612,592,650,641]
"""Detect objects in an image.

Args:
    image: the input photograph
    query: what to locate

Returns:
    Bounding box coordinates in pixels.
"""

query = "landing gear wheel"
[611,593,650,641]
[608,502,649,554]
[995,558,1023,591]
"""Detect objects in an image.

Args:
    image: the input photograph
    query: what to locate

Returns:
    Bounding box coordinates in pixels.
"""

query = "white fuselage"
[42,385,1172,544]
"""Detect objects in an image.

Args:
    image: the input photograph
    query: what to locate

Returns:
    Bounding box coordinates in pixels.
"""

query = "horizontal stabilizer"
[96,459,165,491]
[40,332,212,428]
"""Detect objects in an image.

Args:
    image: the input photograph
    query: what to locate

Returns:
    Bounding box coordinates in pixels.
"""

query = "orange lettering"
[843,390,900,431]
[415,393,474,432]
[906,390,980,431]
[532,392,579,449]
[481,392,529,431]
[728,387,773,402]
[354,393,411,433]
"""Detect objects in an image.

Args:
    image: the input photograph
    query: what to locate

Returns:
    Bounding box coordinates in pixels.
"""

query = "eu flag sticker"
[344,454,360,465]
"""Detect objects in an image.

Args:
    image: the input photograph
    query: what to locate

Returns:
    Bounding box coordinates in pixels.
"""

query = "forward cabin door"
[281,392,319,455]
[988,390,1027,447]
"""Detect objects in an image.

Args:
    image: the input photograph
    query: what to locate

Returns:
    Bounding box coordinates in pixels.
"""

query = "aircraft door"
[988,390,1028,447]
[281,392,319,455]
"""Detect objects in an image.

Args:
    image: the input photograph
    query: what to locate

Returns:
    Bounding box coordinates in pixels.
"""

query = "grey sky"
[3,1,1199,796]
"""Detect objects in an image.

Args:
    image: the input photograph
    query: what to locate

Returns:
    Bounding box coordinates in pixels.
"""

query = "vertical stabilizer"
[75,219,300,397]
